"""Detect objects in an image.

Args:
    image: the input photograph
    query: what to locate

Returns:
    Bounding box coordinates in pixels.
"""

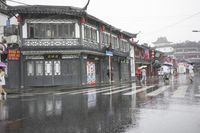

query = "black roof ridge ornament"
[82,0,90,11]
[0,0,8,9]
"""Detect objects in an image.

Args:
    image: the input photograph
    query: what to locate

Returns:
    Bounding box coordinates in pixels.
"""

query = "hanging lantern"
[118,34,123,39]
[80,16,86,24]
[16,15,22,22]
[99,25,105,32]
[151,50,155,59]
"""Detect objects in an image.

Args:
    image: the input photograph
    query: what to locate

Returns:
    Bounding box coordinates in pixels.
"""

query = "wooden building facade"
[1,5,136,89]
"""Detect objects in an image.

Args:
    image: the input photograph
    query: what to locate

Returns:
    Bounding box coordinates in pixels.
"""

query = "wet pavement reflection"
[0,74,200,133]
[0,86,137,133]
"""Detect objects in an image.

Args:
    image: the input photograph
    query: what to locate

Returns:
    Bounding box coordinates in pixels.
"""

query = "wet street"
[1,74,200,133]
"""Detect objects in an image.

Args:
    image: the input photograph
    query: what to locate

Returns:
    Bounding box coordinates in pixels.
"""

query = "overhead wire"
[4,0,200,38]
[141,11,200,37]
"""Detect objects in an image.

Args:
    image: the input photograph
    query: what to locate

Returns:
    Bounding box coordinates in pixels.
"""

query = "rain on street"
[1,74,200,133]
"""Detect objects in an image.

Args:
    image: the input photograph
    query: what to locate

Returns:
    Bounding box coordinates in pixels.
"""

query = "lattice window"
[54,61,61,75]
[84,25,97,42]
[27,23,75,39]
[27,61,34,76]
[45,61,53,76]
[36,61,43,76]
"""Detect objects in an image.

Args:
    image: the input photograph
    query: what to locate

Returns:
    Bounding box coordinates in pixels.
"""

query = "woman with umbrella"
[0,62,7,100]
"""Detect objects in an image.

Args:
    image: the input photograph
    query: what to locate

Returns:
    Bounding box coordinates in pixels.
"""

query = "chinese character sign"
[8,49,20,60]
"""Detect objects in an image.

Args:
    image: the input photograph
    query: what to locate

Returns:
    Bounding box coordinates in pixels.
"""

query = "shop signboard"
[8,49,20,60]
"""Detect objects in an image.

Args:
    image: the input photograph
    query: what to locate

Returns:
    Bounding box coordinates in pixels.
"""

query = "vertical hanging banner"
[86,61,96,85]
[144,49,150,60]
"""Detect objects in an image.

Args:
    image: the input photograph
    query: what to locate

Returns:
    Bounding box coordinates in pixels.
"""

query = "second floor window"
[120,40,129,52]
[84,26,97,42]
[101,32,110,46]
[28,23,75,39]
[112,36,119,49]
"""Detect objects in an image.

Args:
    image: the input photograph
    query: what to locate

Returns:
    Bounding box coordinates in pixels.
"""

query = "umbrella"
[138,65,147,69]
[0,62,7,68]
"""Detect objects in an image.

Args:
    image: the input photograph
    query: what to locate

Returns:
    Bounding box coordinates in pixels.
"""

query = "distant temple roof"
[152,37,172,44]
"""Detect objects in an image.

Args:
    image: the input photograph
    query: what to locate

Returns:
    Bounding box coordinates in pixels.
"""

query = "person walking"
[140,68,146,84]
[0,68,6,100]
[188,64,194,83]
[136,67,141,82]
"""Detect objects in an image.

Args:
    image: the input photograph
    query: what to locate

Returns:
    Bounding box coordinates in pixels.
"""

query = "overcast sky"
[7,0,200,45]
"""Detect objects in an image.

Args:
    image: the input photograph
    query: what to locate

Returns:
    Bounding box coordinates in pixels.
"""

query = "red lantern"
[99,25,105,32]
[16,15,22,22]
[80,16,86,24]
[118,34,123,39]
[151,50,155,59]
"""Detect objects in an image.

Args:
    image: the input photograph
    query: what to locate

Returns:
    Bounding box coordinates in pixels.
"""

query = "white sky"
[7,0,200,45]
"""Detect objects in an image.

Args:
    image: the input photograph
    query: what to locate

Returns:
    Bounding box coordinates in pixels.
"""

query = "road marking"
[65,86,113,95]
[147,85,170,97]
[87,86,141,95]
[54,87,97,95]
[69,85,129,95]
[102,86,137,95]
[55,85,121,95]
[171,85,188,98]
[123,85,156,96]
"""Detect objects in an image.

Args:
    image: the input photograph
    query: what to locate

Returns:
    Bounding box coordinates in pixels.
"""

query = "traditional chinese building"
[0,2,137,89]
[153,37,176,74]
[134,42,165,79]
[173,41,200,73]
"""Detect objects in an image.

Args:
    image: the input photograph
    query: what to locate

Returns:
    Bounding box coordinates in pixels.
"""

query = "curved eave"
[5,5,136,39]
[7,5,86,16]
